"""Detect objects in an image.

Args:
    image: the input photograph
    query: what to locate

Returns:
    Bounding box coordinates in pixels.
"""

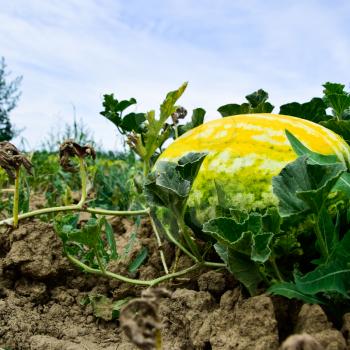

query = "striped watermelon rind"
[157,114,350,221]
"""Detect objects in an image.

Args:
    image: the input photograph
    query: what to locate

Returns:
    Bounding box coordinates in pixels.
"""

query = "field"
[1,83,350,349]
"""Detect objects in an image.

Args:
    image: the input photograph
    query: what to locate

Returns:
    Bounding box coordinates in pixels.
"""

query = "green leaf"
[229,208,249,224]
[218,103,248,117]
[87,294,131,321]
[294,231,350,297]
[262,207,281,233]
[203,213,268,262]
[333,172,350,198]
[120,112,146,133]
[272,156,345,218]
[246,89,274,113]
[214,243,262,295]
[296,162,345,213]
[65,218,101,249]
[217,89,274,117]
[323,82,346,95]
[128,246,148,273]
[100,94,139,134]
[101,217,118,260]
[323,82,350,119]
[251,232,274,263]
[279,98,328,122]
[146,152,207,216]
[178,108,206,136]
[176,152,207,182]
[227,249,263,295]
[246,89,269,108]
[267,282,325,304]
[316,206,338,257]
[285,130,339,165]
[203,217,253,255]
[325,94,350,119]
[160,82,188,123]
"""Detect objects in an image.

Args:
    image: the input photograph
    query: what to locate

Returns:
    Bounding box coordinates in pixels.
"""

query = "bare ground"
[0,218,349,350]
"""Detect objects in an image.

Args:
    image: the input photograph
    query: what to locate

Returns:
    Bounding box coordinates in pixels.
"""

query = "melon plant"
[157,113,350,221]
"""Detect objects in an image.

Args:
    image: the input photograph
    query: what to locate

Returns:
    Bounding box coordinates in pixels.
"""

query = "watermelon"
[156,114,350,219]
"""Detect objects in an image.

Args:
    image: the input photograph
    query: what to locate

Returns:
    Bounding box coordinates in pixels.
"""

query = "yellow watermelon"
[157,114,350,218]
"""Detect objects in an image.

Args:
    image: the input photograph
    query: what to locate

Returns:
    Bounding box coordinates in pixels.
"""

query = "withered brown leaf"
[59,140,96,173]
[0,142,33,179]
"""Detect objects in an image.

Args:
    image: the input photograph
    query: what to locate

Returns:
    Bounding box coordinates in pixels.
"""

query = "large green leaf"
[279,98,328,122]
[203,213,273,264]
[145,152,207,216]
[272,156,345,218]
[296,162,345,213]
[227,249,263,295]
[294,231,350,297]
[267,282,325,304]
[203,217,253,255]
[214,243,262,295]
[176,152,207,182]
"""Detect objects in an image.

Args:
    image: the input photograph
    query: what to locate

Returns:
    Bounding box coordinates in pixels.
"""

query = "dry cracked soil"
[0,217,350,350]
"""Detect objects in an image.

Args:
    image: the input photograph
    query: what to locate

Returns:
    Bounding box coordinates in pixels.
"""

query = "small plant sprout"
[0,141,32,228]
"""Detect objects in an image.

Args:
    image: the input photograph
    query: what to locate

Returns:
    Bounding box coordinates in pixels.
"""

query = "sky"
[0,0,349,150]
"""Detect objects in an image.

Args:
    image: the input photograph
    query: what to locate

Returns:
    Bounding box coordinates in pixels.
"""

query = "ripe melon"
[157,114,350,218]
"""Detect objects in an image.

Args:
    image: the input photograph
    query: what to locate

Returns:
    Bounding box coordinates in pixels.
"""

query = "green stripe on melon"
[156,114,350,220]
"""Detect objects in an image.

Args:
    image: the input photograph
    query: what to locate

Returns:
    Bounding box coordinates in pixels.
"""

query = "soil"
[0,217,349,350]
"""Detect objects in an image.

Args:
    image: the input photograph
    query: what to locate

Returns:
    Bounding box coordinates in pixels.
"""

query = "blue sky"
[1,0,349,149]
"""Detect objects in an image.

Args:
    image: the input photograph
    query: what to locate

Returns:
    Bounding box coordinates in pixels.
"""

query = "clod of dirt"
[14,278,47,302]
[3,221,72,278]
[341,313,350,345]
[211,294,279,349]
[294,304,346,350]
[197,270,226,295]
[280,333,324,350]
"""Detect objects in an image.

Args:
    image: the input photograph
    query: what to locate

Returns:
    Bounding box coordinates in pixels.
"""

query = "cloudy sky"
[1,0,349,150]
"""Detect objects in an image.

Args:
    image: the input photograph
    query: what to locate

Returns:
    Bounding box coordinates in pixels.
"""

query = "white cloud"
[0,0,349,150]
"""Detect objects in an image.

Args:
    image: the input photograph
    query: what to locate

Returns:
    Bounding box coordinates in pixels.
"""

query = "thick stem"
[0,206,150,226]
[87,207,150,216]
[13,168,20,228]
[178,216,201,260]
[77,157,87,207]
[67,253,202,286]
[174,125,179,139]
[161,221,198,262]
[313,213,329,260]
[143,160,150,177]
[270,256,284,282]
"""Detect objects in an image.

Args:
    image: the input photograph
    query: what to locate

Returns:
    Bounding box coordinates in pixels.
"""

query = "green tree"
[0,57,22,141]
